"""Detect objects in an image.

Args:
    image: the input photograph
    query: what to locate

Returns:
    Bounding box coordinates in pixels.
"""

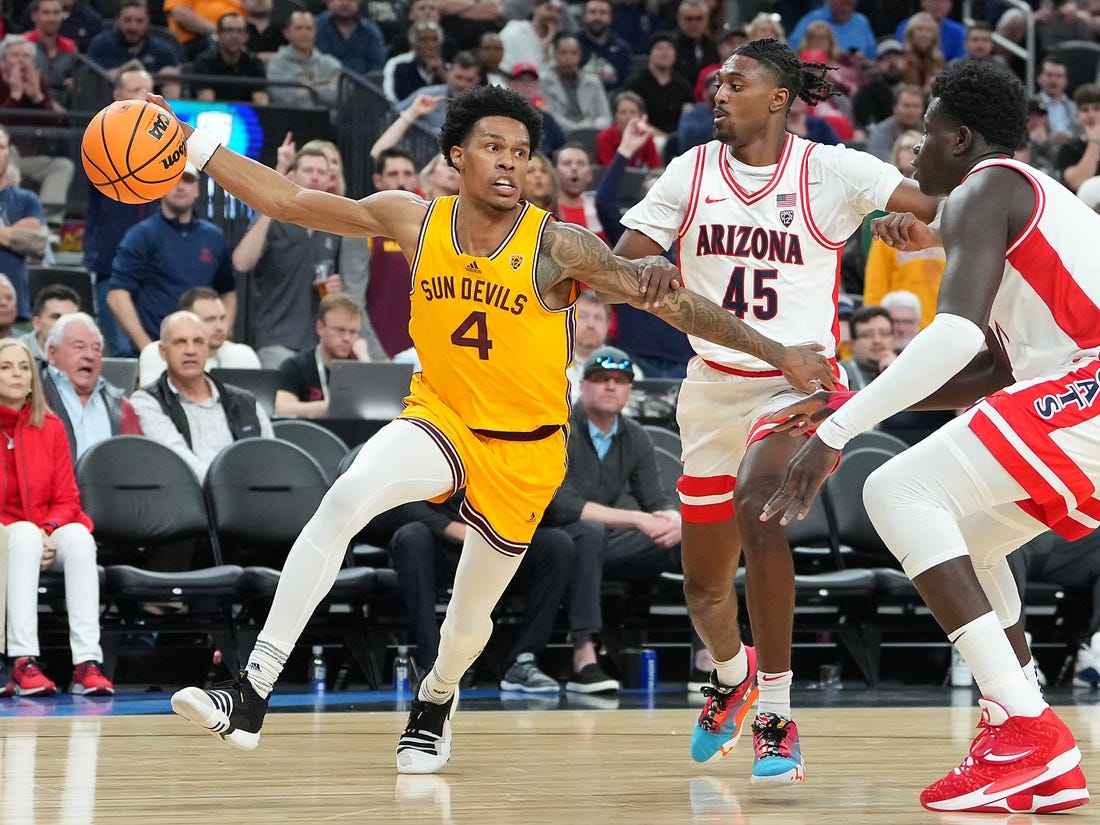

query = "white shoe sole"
[749,762,806,786]
[171,687,260,751]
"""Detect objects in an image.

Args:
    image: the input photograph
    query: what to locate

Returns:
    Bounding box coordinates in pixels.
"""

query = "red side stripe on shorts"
[677,474,736,497]
[681,500,735,523]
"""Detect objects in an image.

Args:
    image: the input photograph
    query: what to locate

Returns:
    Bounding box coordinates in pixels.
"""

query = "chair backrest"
[271,419,350,484]
[101,357,139,395]
[652,446,682,508]
[845,430,909,456]
[336,442,364,478]
[565,126,600,160]
[824,447,898,562]
[28,267,95,316]
[75,435,210,547]
[204,438,329,566]
[208,368,281,418]
[643,424,681,457]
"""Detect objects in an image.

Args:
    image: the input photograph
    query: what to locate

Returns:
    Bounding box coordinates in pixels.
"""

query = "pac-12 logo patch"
[776,193,796,227]
[509,254,524,270]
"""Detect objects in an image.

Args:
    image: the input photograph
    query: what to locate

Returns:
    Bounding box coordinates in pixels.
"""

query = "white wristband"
[186,129,222,171]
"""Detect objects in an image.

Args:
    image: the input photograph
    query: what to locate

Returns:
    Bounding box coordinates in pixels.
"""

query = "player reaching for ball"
[160,83,837,774]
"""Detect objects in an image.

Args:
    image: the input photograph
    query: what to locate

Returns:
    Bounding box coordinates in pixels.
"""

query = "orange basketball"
[81,100,188,204]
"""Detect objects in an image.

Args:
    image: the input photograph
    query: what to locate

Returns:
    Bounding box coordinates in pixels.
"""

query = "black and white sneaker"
[396,688,458,774]
[171,674,268,751]
[566,663,620,694]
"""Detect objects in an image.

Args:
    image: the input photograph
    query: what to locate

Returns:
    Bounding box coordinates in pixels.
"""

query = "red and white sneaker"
[11,657,57,696]
[71,661,115,696]
[969,765,1089,814]
[920,699,1081,812]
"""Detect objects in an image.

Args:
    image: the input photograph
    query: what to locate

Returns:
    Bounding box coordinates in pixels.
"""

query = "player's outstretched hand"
[870,211,939,252]
[759,434,839,525]
[636,255,681,307]
[147,93,192,137]
[774,344,838,395]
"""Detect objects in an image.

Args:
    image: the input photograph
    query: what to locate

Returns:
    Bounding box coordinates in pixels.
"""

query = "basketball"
[81,100,188,203]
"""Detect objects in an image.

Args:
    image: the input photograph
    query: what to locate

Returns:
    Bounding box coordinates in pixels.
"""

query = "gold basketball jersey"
[409,197,574,432]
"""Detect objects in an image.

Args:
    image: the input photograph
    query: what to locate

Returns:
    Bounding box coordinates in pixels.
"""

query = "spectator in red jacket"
[596,90,661,169]
[0,337,114,698]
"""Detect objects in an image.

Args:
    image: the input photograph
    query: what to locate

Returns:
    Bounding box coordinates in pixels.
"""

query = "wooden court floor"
[3,704,1099,824]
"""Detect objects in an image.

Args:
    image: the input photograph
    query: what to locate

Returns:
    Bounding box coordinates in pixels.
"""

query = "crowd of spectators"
[4,0,1100,694]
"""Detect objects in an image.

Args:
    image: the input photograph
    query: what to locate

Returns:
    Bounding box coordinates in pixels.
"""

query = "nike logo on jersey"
[705,195,728,204]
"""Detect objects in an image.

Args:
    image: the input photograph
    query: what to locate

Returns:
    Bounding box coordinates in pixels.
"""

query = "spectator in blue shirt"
[107,162,236,357]
[83,61,158,356]
[787,0,877,58]
[313,0,385,76]
[895,0,966,63]
[86,0,181,92]
[576,0,632,91]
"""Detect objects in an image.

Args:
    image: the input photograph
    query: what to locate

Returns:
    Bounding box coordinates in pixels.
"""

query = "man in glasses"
[274,293,365,419]
[543,346,681,694]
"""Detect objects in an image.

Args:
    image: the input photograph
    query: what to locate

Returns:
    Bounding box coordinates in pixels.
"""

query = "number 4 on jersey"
[451,311,493,360]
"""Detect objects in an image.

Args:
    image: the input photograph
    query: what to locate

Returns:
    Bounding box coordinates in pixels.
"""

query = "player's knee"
[862,463,898,526]
[732,480,780,527]
[682,570,727,606]
[439,614,492,655]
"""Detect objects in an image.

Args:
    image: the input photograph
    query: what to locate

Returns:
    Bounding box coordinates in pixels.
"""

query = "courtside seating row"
[624,428,1092,686]
[36,427,396,689]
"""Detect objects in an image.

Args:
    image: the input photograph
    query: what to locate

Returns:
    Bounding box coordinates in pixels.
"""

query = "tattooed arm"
[537,222,837,392]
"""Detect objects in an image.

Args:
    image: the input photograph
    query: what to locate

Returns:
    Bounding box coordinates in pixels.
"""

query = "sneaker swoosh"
[985,766,1048,797]
[981,747,1036,763]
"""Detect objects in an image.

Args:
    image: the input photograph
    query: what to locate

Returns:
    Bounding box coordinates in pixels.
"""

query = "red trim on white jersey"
[702,356,841,380]
[718,133,793,205]
[678,144,708,239]
[1009,224,1100,352]
[798,144,846,250]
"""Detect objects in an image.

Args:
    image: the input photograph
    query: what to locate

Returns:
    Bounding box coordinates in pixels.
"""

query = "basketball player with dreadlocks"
[615,38,939,785]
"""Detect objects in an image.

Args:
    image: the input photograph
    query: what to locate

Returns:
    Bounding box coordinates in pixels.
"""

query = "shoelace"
[403,700,445,736]
[754,717,792,759]
[698,685,733,732]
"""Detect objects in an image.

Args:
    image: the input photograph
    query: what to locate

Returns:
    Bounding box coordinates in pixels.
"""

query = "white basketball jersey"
[974,158,1100,379]
[622,134,902,373]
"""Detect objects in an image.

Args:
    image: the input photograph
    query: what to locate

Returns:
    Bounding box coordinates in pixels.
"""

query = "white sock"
[419,665,458,704]
[1022,657,1042,696]
[757,670,792,718]
[949,613,1047,717]
[713,645,748,689]
[245,637,290,699]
